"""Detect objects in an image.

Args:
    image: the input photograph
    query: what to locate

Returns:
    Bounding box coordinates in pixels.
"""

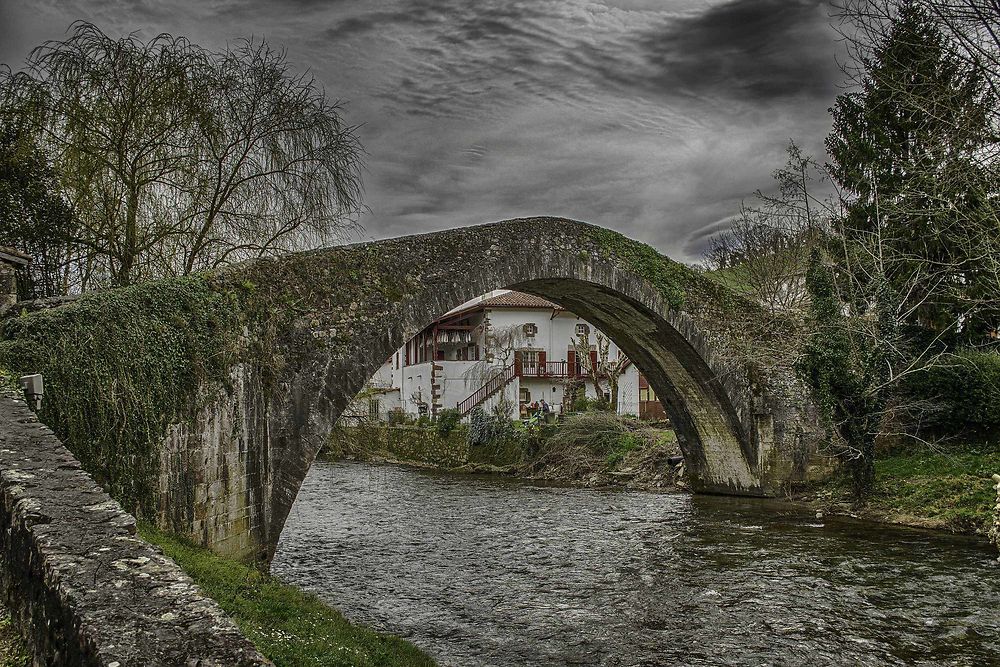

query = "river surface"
[272,460,1000,666]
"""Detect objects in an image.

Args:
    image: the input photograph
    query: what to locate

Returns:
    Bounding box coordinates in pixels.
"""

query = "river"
[271,460,1000,666]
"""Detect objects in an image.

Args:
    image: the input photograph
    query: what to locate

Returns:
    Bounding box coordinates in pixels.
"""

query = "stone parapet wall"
[0,392,270,666]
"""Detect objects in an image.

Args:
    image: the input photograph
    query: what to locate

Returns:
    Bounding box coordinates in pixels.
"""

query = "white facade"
[348,291,664,422]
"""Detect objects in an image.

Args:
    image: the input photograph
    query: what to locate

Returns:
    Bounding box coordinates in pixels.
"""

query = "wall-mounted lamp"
[20,374,43,411]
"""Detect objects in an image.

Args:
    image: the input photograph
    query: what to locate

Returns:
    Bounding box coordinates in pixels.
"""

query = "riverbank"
[800,446,1000,540]
[327,413,683,493]
[329,420,999,545]
[139,526,435,667]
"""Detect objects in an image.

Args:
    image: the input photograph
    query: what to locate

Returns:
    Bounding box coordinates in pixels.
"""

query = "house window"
[575,323,590,336]
[523,323,538,337]
[519,387,531,403]
[521,350,539,375]
[367,399,380,420]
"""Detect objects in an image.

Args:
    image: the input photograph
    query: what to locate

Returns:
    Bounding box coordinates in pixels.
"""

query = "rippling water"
[272,460,1000,666]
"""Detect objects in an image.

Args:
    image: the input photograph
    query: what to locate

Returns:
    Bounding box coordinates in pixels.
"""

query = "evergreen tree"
[826,1,999,341]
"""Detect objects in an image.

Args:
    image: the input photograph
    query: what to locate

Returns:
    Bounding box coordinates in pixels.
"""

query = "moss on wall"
[330,424,525,469]
[0,276,251,518]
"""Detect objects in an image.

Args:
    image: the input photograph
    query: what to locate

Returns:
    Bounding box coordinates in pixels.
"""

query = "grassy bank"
[0,607,28,667]
[809,445,1000,535]
[140,526,434,667]
[330,412,683,492]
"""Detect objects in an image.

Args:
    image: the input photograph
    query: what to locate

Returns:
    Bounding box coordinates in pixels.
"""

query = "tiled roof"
[477,291,563,310]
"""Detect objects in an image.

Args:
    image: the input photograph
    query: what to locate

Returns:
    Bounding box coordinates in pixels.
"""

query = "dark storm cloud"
[634,0,840,101]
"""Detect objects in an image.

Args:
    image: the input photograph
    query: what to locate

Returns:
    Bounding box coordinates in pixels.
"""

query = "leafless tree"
[705,141,839,314]
[172,38,364,274]
[463,322,526,417]
[570,330,629,411]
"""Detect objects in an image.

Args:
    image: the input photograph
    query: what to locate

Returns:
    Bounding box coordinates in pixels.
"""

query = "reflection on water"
[272,460,1000,666]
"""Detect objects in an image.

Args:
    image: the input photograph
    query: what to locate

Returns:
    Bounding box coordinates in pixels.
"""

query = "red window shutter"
[567,350,576,376]
[589,350,598,369]
[538,350,546,373]
[514,350,523,376]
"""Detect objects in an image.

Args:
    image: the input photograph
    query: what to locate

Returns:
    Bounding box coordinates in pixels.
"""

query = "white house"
[347,290,666,422]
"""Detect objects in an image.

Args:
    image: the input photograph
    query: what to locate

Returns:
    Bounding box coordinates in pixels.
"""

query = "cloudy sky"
[0,0,843,262]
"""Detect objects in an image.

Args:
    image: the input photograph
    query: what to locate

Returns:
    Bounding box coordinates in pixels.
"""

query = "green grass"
[820,446,1000,534]
[0,607,29,667]
[870,448,1000,533]
[140,526,435,667]
[703,264,754,295]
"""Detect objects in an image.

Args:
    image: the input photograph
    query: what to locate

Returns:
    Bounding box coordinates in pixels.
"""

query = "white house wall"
[358,300,645,420]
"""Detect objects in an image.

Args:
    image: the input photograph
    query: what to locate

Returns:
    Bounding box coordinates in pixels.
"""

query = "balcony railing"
[518,360,575,378]
[517,359,623,379]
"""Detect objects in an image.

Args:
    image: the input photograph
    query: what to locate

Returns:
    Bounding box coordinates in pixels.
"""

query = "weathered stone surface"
[169,217,829,563]
[0,392,270,666]
[0,217,830,567]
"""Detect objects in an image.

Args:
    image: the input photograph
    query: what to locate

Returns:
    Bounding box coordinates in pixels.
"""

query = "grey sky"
[0,0,843,262]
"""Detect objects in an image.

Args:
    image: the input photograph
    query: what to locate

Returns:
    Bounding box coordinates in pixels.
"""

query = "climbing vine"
[0,276,251,517]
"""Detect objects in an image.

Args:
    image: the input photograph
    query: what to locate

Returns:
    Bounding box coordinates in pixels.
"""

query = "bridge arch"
[219,217,823,562]
[0,215,824,564]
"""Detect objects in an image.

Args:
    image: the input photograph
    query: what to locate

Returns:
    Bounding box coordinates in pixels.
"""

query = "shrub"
[436,408,462,438]
[467,407,518,448]
[606,432,645,467]
[899,350,1000,438]
[387,408,409,426]
[570,395,612,413]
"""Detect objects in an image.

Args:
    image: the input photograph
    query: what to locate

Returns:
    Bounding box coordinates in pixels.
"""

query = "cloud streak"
[0,0,844,262]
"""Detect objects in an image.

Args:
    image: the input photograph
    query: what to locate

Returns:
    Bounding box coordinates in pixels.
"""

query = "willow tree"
[175,38,364,274]
[1,22,363,289]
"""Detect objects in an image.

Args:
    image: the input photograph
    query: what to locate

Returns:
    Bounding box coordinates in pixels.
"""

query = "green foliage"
[0,606,29,667]
[827,3,999,340]
[0,276,246,517]
[466,406,518,448]
[875,447,999,534]
[798,250,884,496]
[899,350,1000,437]
[386,408,410,426]
[605,432,644,468]
[435,408,461,438]
[0,126,75,298]
[569,394,613,413]
[141,525,434,667]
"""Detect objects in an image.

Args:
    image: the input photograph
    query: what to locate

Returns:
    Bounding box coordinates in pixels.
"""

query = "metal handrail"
[456,364,516,416]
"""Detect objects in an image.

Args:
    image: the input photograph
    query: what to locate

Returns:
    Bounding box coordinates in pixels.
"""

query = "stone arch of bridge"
[257,219,793,562]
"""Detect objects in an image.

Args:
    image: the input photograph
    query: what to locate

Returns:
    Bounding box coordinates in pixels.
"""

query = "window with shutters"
[575,323,590,336]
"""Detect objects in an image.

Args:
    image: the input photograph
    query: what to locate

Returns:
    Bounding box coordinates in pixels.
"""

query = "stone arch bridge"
[2,217,827,564]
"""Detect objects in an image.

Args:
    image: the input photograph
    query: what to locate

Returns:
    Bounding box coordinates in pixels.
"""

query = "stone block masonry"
[0,217,828,565]
[335,424,524,468]
[0,392,270,666]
